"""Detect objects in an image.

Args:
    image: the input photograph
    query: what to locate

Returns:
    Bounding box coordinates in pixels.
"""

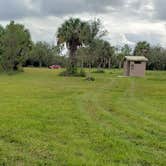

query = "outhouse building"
[124,56,148,77]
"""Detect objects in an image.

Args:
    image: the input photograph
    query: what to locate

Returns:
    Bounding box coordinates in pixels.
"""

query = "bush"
[85,76,95,81]
[59,69,86,77]
[79,69,86,77]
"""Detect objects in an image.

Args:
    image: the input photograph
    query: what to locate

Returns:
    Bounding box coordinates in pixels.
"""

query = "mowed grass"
[0,68,165,166]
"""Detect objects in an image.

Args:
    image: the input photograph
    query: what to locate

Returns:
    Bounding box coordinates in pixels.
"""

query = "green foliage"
[26,42,65,67]
[91,39,111,69]
[0,20,165,72]
[29,42,53,67]
[59,68,86,77]
[79,69,86,77]
[121,44,132,56]
[0,21,31,72]
[133,41,166,70]
[0,25,5,57]
[57,18,106,75]
[115,45,132,68]
[92,69,105,73]
[147,46,166,70]
[76,47,94,69]
[57,18,89,74]
[76,39,115,69]
[134,41,150,57]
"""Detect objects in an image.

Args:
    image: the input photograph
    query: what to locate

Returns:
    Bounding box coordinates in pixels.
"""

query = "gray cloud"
[40,0,125,15]
[126,33,163,46]
[0,0,165,46]
[0,1,25,20]
[0,0,142,19]
[0,0,165,21]
[0,0,39,20]
[153,0,166,20]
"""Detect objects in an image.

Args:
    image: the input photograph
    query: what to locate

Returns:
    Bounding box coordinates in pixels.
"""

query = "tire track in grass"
[100,77,166,163]
[77,76,166,165]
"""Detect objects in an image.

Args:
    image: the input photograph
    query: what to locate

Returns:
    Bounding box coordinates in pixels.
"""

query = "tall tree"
[0,25,4,38]
[0,21,31,71]
[57,18,106,75]
[147,46,166,70]
[117,44,132,68]
[30,42,51,67]
[134,41,150,57]
[57,18,87,74]
[108,46,115,69]
[121,44,132,56]
[91,39,113,69]
[0,25,4,56]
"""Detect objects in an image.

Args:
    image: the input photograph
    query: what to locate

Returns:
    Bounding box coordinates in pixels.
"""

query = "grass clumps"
[85,76,95,81]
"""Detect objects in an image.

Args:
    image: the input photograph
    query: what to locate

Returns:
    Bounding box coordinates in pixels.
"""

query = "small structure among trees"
[124,56,148,77]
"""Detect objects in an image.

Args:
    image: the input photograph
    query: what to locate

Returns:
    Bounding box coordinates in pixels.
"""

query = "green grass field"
[0,68,165,165]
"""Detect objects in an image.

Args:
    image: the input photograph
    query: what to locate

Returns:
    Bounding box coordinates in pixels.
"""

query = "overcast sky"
[0,0,166,47]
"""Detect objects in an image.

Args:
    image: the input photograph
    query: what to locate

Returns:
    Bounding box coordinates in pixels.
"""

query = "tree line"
[0,19,165,74]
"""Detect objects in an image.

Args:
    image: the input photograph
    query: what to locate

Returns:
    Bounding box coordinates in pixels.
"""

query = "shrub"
[85,76,95,81]
[79,69,86,77]
[59,69,86,77]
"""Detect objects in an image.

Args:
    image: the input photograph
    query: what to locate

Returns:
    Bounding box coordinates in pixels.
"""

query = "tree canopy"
[57,18,107,75]
[0,18,165,74]
[134,41,150,57]
[0,21,32,72]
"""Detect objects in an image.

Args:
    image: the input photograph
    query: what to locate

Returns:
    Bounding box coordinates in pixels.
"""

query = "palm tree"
[134,41,150,57]
[57,18,107,75]
[57,18,89,74]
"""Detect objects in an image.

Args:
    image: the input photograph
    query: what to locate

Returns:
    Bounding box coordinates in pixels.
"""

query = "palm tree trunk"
[108,58,111,69]
[69,48,77,74]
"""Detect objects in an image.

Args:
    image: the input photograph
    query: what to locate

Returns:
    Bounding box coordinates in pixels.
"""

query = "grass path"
[0,68,165,165]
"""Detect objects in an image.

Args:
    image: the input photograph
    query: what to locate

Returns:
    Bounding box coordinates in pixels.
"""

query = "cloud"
[0,0,165,21]
[0,0,166,47]
[0,1,24,20]
[0,0,43,20]
[0,0,125,20]
[153,0,166,20]
[40,0,125,15]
